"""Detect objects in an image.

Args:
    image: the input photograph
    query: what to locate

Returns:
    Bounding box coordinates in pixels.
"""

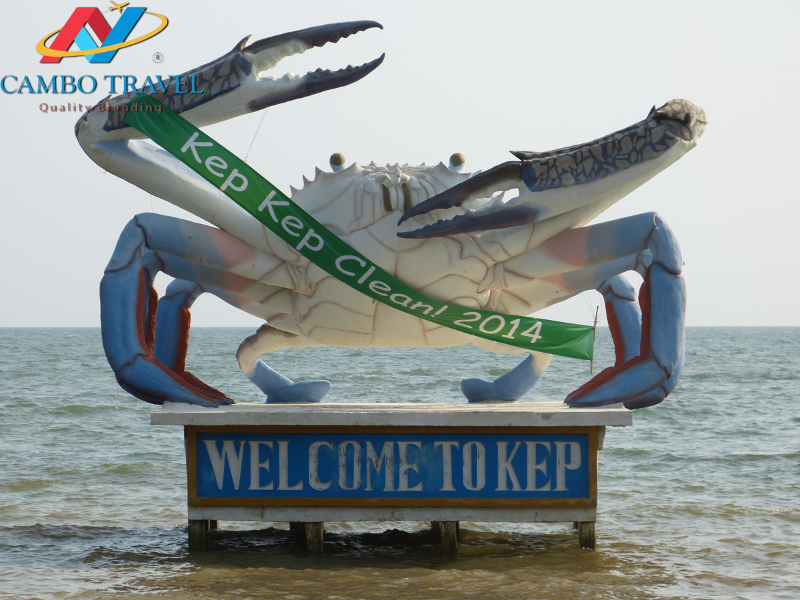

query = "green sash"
[124,95,593,360]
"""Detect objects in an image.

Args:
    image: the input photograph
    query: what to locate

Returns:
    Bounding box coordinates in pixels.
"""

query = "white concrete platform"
[158,400,630,552]
[188,505,596,523]
[152,401,632,428]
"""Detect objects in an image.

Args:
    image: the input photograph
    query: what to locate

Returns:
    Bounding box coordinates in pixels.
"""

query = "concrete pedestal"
[154,401,631,552]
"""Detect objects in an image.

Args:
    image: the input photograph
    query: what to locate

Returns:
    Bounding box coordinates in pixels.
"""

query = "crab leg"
[135,213,309,291]
[152,279,329,404]
[456,264,640,404]
[597,276,642,365]
[488,212,659,314]
[150,279,293,366]
[499,254,642,315]
[461,213,684,408]
[101,219,232,406]
[151,279,205,372]
[502,212,658,280]
[235,325,331,404]
[460,353,552,403]
[565,215,685,408]
[102,214,321,406]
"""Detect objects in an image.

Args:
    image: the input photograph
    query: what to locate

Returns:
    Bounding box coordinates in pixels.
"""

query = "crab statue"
[76,21,706,410]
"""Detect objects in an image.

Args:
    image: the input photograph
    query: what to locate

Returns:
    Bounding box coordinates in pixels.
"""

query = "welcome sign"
[185,427,598,507]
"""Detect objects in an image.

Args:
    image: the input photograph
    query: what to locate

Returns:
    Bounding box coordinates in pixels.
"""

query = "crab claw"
[397,162,538,238]
[100,20,384,131]
[398,99,707,239]
[241,21,385,112]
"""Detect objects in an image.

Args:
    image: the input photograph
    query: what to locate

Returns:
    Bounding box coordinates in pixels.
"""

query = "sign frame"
[184,425,598,509]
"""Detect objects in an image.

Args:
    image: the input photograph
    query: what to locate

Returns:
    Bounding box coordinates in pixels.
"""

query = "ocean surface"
[0,327,798,599]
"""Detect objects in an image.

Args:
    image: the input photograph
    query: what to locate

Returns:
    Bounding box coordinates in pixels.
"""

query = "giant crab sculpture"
[76,21,705,410]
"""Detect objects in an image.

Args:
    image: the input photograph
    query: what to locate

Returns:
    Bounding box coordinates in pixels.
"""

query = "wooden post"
[205,519,218,531]
[291,522,308,544]
[437,521,459,554]
[578,522,596,550]
[290,521,325,551]
[590,305,599,375]
[289,521,301,542]
[304,522,324,553]
[188,519,205,550]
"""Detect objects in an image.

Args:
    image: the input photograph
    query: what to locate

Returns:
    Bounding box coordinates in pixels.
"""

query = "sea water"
[0,327,798,599]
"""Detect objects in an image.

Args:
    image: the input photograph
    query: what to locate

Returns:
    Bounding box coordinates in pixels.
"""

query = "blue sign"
[194,432,590,500]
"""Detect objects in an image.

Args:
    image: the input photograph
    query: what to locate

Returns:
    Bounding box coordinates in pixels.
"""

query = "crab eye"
[330,153,346,172]
[662,119,692,141]
[449,153,465,172]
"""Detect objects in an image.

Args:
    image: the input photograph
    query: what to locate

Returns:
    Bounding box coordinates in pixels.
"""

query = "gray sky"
[1,0,798,327]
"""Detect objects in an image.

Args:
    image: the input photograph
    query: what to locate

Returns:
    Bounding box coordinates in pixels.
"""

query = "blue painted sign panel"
[195,432,589,499]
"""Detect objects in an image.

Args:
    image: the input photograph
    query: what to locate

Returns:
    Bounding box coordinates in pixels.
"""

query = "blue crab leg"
[245,361,331,404]
[133,213,305,290]
[460,353,550,403]
[151,280,205,372]
[462,213,684,408]
[102,213,330,406]
[154,253,296,311]
[149,278,288,372]
[623,335,685,409]
[565,215,686,409]
[152,280,330,404]
[154,257,333,402]
[597,276,642,365]
[235,326,331,404]
[502,212,657,280]
[457,265,640,404]
[101,219,232,406]
[506,255,641,314]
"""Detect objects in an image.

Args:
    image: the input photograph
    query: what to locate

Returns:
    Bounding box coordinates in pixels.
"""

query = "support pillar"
[291,522,324,552]
[188,519,205,550]
[436,521,459,554]
[304,522,324,553]
[578,522,596,550]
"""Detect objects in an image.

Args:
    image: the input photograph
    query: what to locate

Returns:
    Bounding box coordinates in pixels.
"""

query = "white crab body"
[77,22,704,408]
[283,162,502,349]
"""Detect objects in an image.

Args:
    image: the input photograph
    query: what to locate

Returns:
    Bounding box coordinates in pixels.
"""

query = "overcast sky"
[1,0,798,328]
